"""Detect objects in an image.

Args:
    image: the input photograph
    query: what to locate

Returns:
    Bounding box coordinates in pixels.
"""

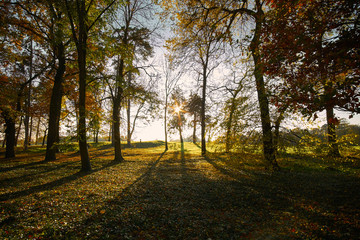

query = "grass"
[0,142,359,239]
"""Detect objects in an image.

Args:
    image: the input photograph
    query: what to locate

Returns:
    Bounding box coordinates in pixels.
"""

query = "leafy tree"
[64,0,117,170]
[107,0,155,155]
[158,0,280,169]
[263,0,360,157]
[185,93,202,144]
[165,23,224,156]
[162,58,182,151]
[168,88,186,145]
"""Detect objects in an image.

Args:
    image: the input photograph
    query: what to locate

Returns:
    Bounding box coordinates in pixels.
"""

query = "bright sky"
[132,110,360,142]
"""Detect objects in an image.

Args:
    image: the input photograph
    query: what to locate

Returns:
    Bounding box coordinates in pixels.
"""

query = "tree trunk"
[326,105,341,157]
[42,128,47,146]
[113,97,124,162]
[29,116,33,145]
[45,43,65,162]
[35,116,41,145]
[225,98,236,153]
[250,6,279,171]
[77,0,91,172]
[201,67,207,156]
[24,38,33,150]
[126,73,132,148]
[192,114,197,144]
[2,109,16,158]
[113,59,125,163]
[273,111,285,155]
[126,98,131,147]
[164,101,168,151]
[15,115,23,147]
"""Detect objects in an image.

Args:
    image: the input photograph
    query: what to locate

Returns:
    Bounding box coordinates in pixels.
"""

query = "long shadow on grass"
[0,161,78,187]
[61,149,283,239]
[205,152,360,238]
[0,160,122,202]
[0,159,47,173]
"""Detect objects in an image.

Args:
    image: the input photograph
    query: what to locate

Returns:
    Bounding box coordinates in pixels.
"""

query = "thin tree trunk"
[113,58,125,162]
[126,73,132,147]
[201,67,207,156]
[35,116,41,145]
[192,114,197,144]
[2,109,16,158]
[77,0,91,172]
[326,105,341,157]
[164,100,168,151]
[42,128,47,146]
[29,116,33,145]
[15,115,23,147]
[126,98,131,147]
[45,42,65,161]
[273,111,285,155]
[251,5,279,171]
[225,98,237,153]
[24,38,33,150]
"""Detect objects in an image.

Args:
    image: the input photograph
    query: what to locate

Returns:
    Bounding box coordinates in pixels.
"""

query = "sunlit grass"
[1,142,359,239]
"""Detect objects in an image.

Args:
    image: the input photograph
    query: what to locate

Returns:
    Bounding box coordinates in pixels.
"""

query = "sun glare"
[174,106,182,113]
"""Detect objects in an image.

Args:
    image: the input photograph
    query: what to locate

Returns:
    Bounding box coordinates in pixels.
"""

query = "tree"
[64,0,117,170]
[107,0,155,161]
[166,24,223,156]
[263,0,360,157]
[185,92,202,144]
[162,58,182,151]
[125,74,160,147]
[158,0,280,169]
[168,88,186,145]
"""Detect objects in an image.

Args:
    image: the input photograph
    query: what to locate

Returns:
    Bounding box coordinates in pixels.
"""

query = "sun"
[174,106,182,113]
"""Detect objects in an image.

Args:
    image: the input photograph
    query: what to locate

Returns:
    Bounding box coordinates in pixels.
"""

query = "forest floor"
[0,142,360,239]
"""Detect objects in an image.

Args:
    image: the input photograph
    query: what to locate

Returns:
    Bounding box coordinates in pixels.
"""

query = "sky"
[132,109,360,142]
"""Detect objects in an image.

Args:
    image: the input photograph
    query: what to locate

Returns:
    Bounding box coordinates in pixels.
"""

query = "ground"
[0,142,359,239]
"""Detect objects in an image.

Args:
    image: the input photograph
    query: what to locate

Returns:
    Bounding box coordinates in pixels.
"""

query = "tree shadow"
[0,159,122,202]
[0,160,47,173]
[59,148,282,239]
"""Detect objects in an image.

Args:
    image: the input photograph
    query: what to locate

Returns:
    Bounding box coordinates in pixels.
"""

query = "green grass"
[1,142,359,239]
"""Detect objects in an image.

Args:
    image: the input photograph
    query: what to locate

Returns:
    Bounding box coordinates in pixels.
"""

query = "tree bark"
[42,128,47,146]
[29,116,33,145]
[192,114,197,144]
[15,115,23,147]
[45,42,65,162]
[2,109,16,158]
[35,116,41,145]
[250,5,279,170]
[113,59,125,162]
[201,66,207,156]
[24,38,33,150]
[164,100,169,151]
[225,97,237,153]
[326,105,341,157]
[273,111,285,155]
[77,0,91,172]
[126,73,132,147]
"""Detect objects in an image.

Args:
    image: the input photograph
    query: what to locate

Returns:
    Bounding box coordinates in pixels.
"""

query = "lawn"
[1,142,359,239]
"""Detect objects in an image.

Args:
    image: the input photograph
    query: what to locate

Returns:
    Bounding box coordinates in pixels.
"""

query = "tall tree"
[64,0,117,170]
[168,88,186,145]
[158,0,280,170]
[166,25,223,156]
[263,0,360,157]
[109,0,154,160]
[162,58,182,151]
[185,92,202,144]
